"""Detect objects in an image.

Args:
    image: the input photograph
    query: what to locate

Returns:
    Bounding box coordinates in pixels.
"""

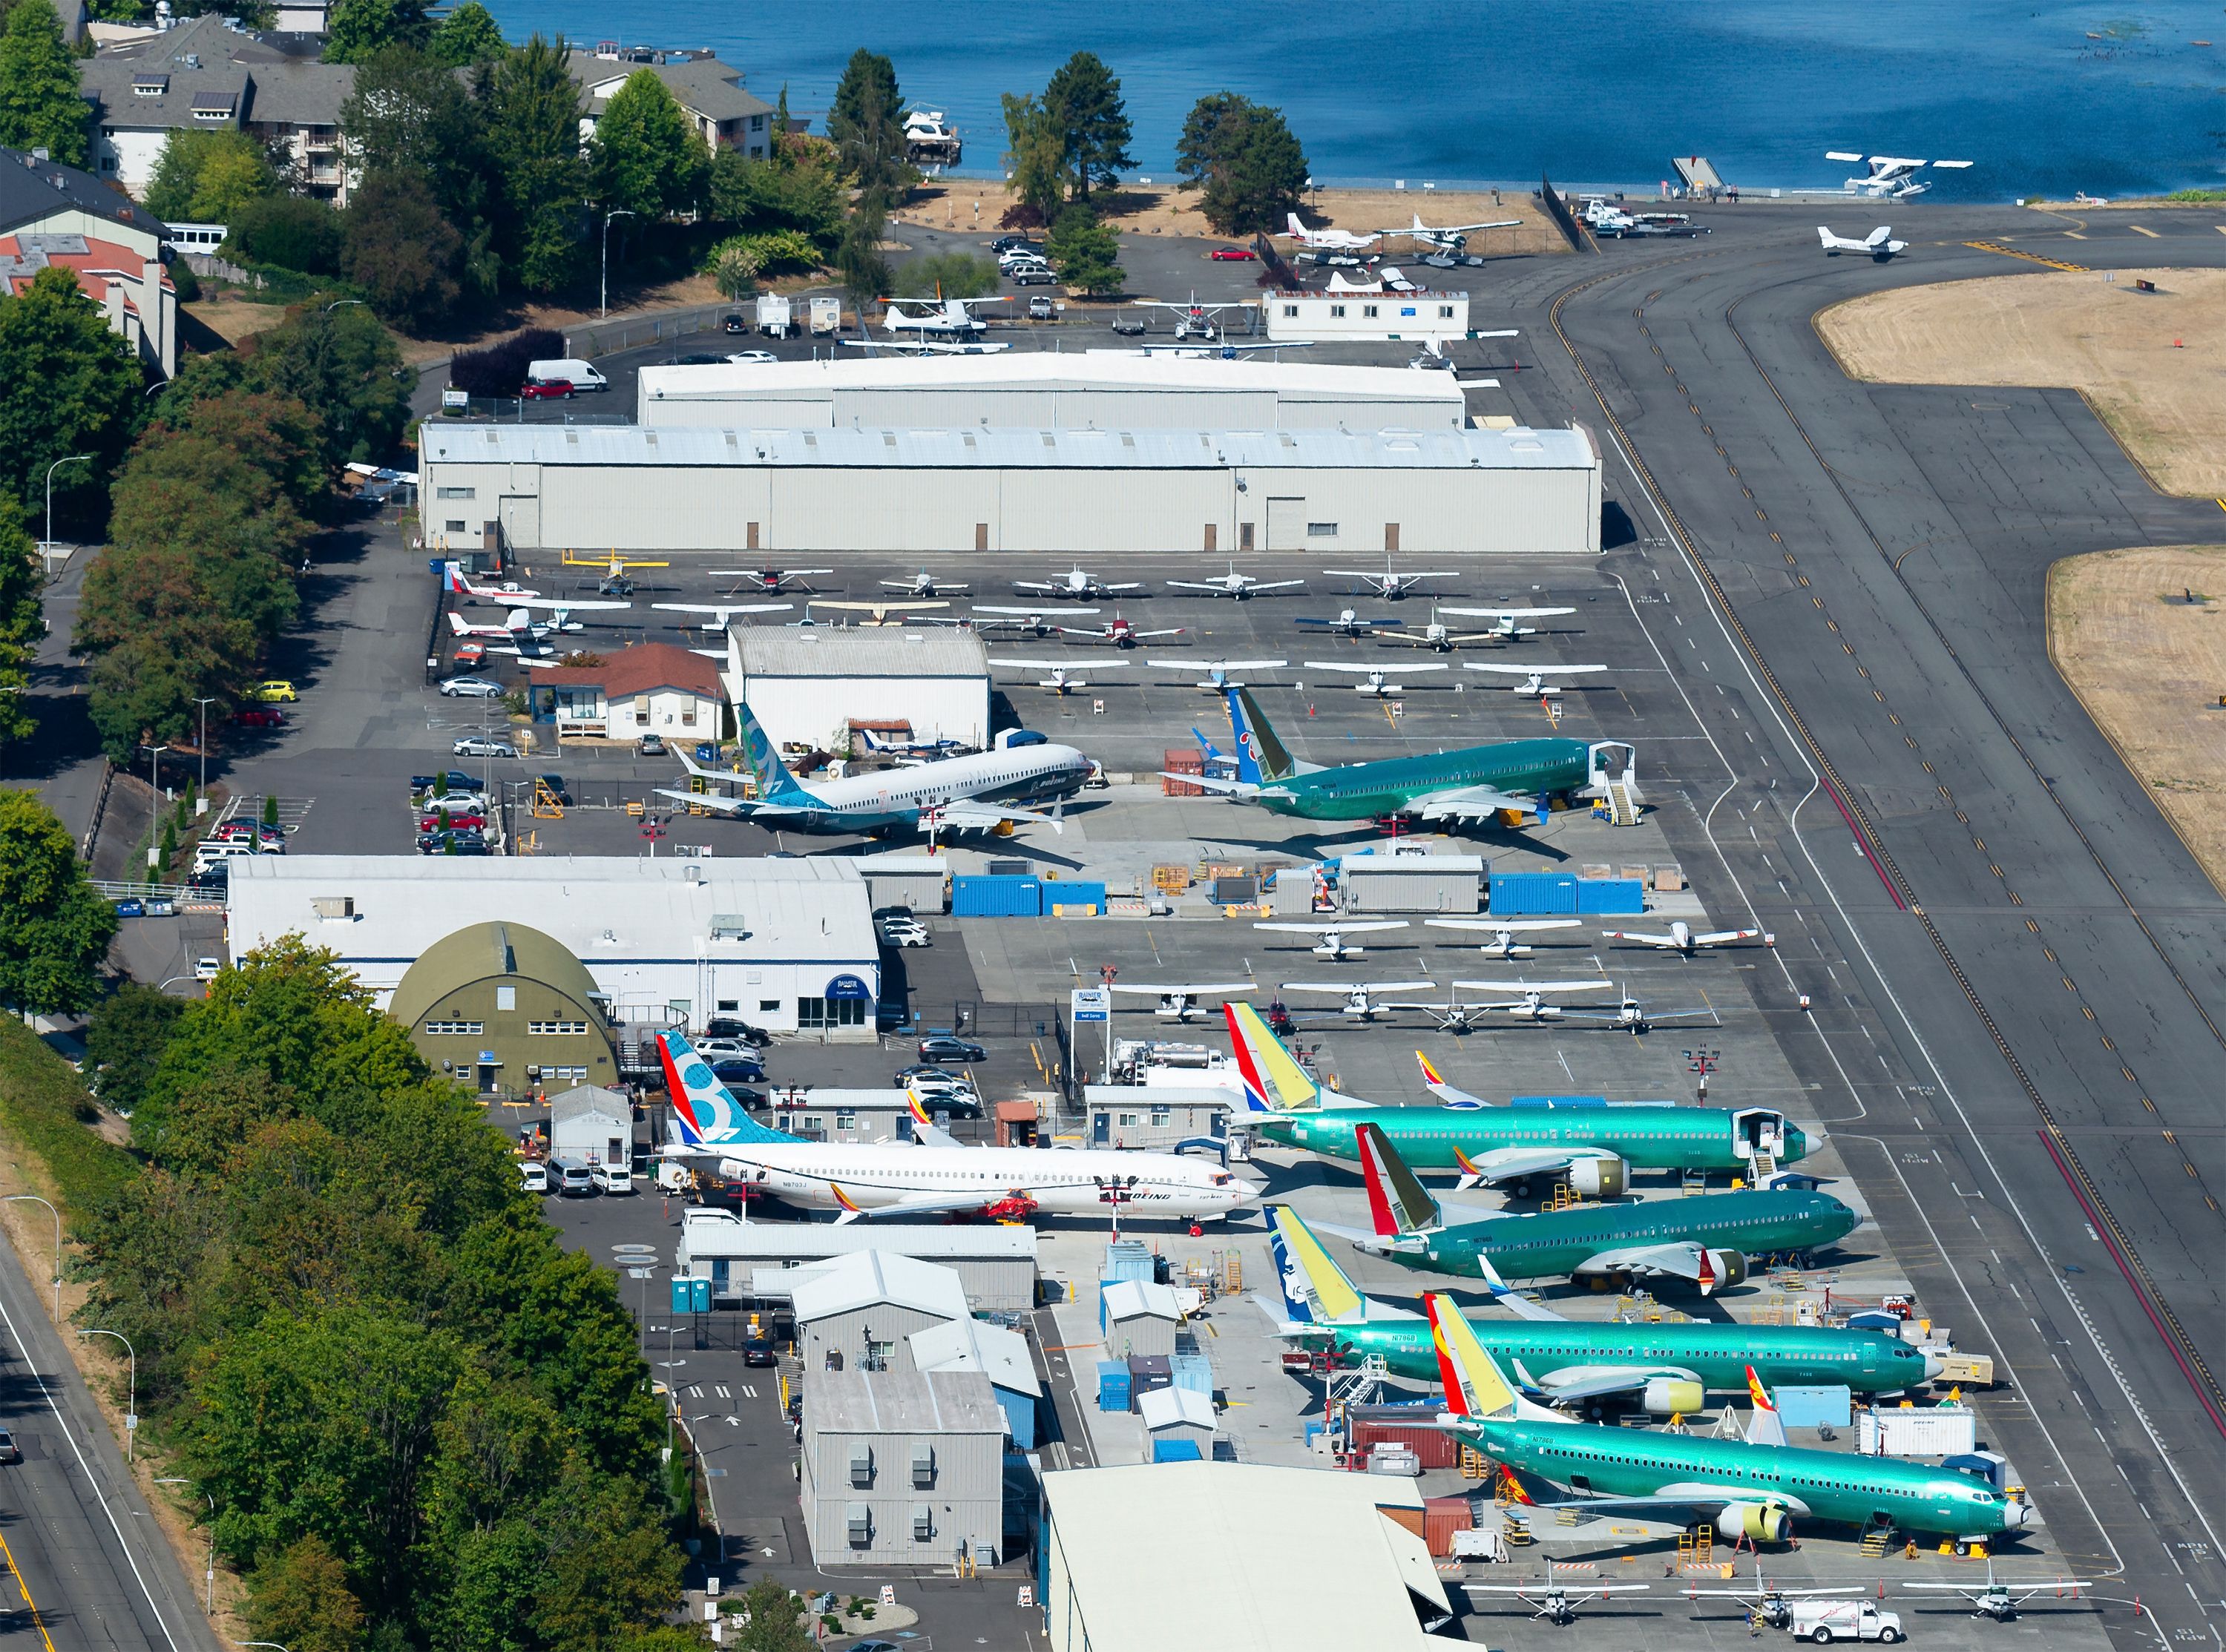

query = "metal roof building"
[1040,1463,1450,1652]
[723,625,990,752]
[418,421,1600,558]
[226,856,879,1039]
[801,1366,1007,1567]
[672,1208,1038,1312]
[387,921,620,1099]
[792,1250,971,1375]
[636,353,1466,432]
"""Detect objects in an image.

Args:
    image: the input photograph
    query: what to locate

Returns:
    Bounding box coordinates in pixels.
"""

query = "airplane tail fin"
[1356,1121,1441,1237]
[1191,726,1227,770]
[1288,212,1307,237]
[1742,1363,1788,1447]
[1416,1050,1492,1108]
[1229,685,1298,781]
[1224,1001,1321,1112]
[441,562,470,593]
[735,702,812,802]
[1425,1291,1520,1421]
[1269,1205,1365,1323]
[1817,226,1835,247]
[446,612,469,636]
[658,1032,804,1147]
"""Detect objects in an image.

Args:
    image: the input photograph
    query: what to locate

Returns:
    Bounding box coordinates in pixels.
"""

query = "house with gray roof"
[570,47,776,159]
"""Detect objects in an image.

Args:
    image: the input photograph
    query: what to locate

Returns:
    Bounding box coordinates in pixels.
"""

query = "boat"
[903,109,962,166]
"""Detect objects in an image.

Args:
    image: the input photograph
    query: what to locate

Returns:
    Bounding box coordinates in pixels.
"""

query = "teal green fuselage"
[1258,1106,1811,1173]
[1328,1314,1929,1395]
[1386,1189,1858,1280]
[1465,1415,2024,1537]
[1255,737,1592,822]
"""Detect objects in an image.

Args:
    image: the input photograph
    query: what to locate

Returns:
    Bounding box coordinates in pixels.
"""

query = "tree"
[0,0,85,167]
[340,43,488,224]
[589,70,707,220]
[1044,204,1122,296]
[833,203,887,320]
[999,93,1061,225]
[427,0,503,66]
[483,36,586,293]
[228,194,344,274]
[84,980,186,1116]
[0,788,116,1016]
[825,47,908,208]
[145,130,278,225]
[708,238,757,300]
[249,1536,365,1652]
[341,168,462,328]
[0,496,39,752]
[245,303,410,467]
[321,0,427,64]
[1175,93,1309,237]
[0,266,143,532]
[891,251,997,300]
[1042,51,1131,203]
[706,149,844,253]
[729,1581,812,1652]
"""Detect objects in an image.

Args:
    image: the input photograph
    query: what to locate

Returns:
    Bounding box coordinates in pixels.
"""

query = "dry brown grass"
[2049,545,2226,895]
[1815,267,2226,496]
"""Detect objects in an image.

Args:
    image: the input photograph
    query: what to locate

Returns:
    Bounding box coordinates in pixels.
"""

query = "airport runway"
[1490,203,2226,1652]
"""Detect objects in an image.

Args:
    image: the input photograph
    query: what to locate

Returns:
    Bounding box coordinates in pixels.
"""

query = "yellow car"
[254,680,298,703]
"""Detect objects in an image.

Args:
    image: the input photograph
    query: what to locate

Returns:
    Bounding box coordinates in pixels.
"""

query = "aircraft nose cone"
[2006,1498,2040,1529]
[1923,1351,1946,1380]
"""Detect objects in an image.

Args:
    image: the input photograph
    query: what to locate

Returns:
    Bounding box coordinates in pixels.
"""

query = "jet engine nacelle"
[1642,1377,1704,1417]
[1716,1502,1790,1544]
[1704,1248,1749,1291]
[1567,1156,1628,1199]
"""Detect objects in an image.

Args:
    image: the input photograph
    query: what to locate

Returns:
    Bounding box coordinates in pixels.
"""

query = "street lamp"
[194,697,218,797]
[4,1194,61,1322]
[43,453,91,553]
[155,1478,215,1611]
[77,1328,137,1458]
[140,743,169,873]
[601,208,637,320]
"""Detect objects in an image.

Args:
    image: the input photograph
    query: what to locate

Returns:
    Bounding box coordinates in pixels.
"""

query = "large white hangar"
[722,626,991,752]
[634,353,1466,431]
[417,422,1600,557]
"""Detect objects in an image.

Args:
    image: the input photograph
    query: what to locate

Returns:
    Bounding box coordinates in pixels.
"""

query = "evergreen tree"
[999,92,1062,224]
[339,42,488,223]
[1043,50,1131,202]
[825,47,907,208]
[483,35,586,292]
[340,166,462,327]
[1044,203,1122,295]
[0,496,39,752]
[0,0,86,166]
[0,787,116,1016]
[589,69,707,220]
[0,266,142,532]
[1175,93,1308,237]
[321,0,428,65]
[427,0,504,66]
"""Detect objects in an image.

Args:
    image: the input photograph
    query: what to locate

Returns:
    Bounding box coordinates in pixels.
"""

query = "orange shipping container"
[1161,749,1204,797]
[1422,1495,1474,1557]
[1348,1418,1459,1469]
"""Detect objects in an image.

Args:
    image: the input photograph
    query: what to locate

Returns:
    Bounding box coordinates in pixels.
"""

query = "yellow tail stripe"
[1273,1206,1363,1322]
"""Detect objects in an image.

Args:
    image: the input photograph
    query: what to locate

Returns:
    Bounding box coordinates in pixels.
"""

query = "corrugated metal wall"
[741,674,988,751]
[643,384,1464,431]
[801,1418,1003,1565]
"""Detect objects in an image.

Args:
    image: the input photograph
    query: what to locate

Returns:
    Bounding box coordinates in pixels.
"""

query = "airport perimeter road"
[1506,205,2226,1652]
[0,1240,217,1652]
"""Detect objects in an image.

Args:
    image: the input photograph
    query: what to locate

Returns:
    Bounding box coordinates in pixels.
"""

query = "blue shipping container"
[951,875,1043,918]
[1169,1352,1213,1396]
[1488,871,1580,915]
[1103,1241,1154,1285]
[1575,878,1646,915]
[1096,1360,1130,1412]
[1774,1385,1853,1429]
[1097,1281,1120,1334]
[1045,881,1106,914]
[1152,1438,1204,1462]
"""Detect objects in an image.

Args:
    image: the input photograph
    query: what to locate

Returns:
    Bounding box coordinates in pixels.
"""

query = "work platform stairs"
[1602,780,1641,826]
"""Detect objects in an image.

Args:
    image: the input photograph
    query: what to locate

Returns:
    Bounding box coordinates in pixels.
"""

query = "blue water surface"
[482,0,2226,200]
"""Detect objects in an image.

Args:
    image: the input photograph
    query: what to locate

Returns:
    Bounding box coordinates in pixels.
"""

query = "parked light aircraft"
[448,609,531,641]
[651,600,794,631]
[657,1033,1258,1224]
[1253,919,1408,960]
[1829,151,1971,198]
[1370,611,1518,653]
[1060,614,1183,648]
[1166,562,1307,599]
[1819,225,1908,260]
[439,562,540,601]
[1322,554,1457,600]
[1425,915,1583,958]
[988,657,1126,694]
[1152,655,1286,691]
[657,703,1085,835]
[1280,980,1435,1021]
[881,570,967,597]
[969,605,1097,636]
[1600,921,1770,954]
[1168,685,1632,826]
[880,294,1008,338]
[1304,660,1448,696]
[1428,1295,2038,1542]
[1283,212,1384,255]
[1558,990,1718,1034]
[1465,1580,1649,1626]
[1436,604,1577,639]
[711,566,834,593]
[810,598,951,625]
[1904,1562,2089,1622]
[1682,1561,1867,1630]
[1014,567,1143,600]
[1413,978,1615,1022]
[1129,294,1254,340]
[1463,662,1606,695]
[1293,609,1399,639]
[841,337,1011,355]
[479,590,632,631]
[1109,982,1255,1021]
[1396,212,1523,257]
[564,550,669,579]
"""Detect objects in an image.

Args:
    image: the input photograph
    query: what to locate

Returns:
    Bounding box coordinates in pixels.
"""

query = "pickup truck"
[1790,1602,1903,1643]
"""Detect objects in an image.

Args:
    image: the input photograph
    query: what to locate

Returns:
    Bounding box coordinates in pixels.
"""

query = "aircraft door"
[1587,742,1635,791]
[1734,1108,1785,1157]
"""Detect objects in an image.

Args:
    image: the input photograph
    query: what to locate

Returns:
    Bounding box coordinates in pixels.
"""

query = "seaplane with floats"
[1282,212,1384,264]
[876,294,1009,339]
[1829,151,1971,198]
[1129,294,1255,341]
[1394,212,1523,265]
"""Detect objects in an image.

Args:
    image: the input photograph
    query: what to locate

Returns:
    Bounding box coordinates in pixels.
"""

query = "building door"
[975,522,990,551]
[1203,523,1217,553]
[1239,521,1255,552]
[1266,498,1306,551]
[1384,522,1400,553]
[476,1062,499,1091]
[499,496,539,549]
[746,521,761,550]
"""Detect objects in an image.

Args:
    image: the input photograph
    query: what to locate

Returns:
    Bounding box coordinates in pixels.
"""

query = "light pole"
[4,1195,61,1322]
[156,1478,214,1611]
[194,697,217,797]
[140,742,170,874]
[44,453,91,552]
[77,1328,137,1458]
[600,208,637,320]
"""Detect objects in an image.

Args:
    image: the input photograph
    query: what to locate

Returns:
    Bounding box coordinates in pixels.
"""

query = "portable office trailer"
[800,1367,1005,1566]
[1340,853,1485,914]
[1083,1085,1229,1151]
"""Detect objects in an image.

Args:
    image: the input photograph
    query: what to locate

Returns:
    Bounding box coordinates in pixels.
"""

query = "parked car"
[918,1034,986,1064]
[1011,266,1057,286]
[519,1160,548,1194]
[440,677,504,698]
[420,810,487,832]
[881,921,929,949]
[453,642,487,669]
[233,706,285,728]
[210,820,257,843]
[741,1336,778,1367]
[726,349,778,364]
[519,378,574,400]
[194,956,222,981]
[990,235,1037,254]
[1209,246,1258,260]
[703,1017,767,1044]
[453,736,516,757]
[694,1036,759,1059]
[1026,296,1056,320]
[256,823,286,846]
[638,732,666,755]
[727,1085,766,1111]
[254,680,298,702]
[722,312,746,334]
[441,769,479,791]
[0,1428,19,1464]
[893,1064,962,1087]
[711,1057,766,1085]
[919,1093,983,1119]
[669,352,727,366]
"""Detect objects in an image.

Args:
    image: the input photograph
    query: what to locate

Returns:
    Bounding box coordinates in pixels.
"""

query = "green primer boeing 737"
[1158,685,1635,825]
[1426,1294,2038,1544]
[1265,1205,1937,1411]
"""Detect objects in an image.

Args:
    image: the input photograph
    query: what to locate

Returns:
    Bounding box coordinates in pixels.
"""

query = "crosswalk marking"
[686,1384,703,1398]
[739,1384,758,1398]
[715,1384,731,1399]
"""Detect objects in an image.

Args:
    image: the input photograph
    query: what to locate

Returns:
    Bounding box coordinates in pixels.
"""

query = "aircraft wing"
[1465,662,1606,678]
[653,602,794,616]
[1436,605,1577,620]
[1244,579,1308,592]
[652,787,810,820]
[1107,981,1255,997]
[1457,1145,1612,1187]
[1600,929,1678,947]
[1693,928,1766,947]
[1148,656,1282,671]
[1306,659,1449,676]
[1156,771,1258,796]
[928,799,1063,835]
[1408,784,1538,820]
[976,605,1099,617]
[1572,1241,1717,1286]
[510,596,634,612]
[830,1186,1020,1225]
[1525,1363,1704,1404]
[1163,579,1227,593]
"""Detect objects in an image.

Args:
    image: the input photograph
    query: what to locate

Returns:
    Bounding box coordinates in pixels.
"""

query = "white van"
[549,1155,596,1196]
[526,358,608,392]
[191,840,255,872]
[590,1162,635,1196]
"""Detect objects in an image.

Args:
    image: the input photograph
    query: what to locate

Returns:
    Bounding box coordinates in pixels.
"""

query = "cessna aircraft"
[1462,662,1607,695]
[1560,991,1719,1034]
[1152,656,1286,691]
[564,550,669,595]
[989,657,1130,694]
[880,294,1009,338]
[1904,1562,2089,1622]
[1060,614,1184,648]
[458,590,632,632]
[439,562,541,601]
[1322,555,1457,600]
[1282,212,1383,258]
[881,571,968,597]
[1253,920,1408,960]
[1395,211,1523,259]
[1819,225,1908,260]
[810,598,952,625]
[1293,609,1399,639]
[657,1034,1258,1225]
[1109,982,1255,1022]
[1684,1561,1866,1630]
[1014,567,1144,600]
[1600,921,1770,954]
[1372,611,1520,653]
[1829,151,1972,198]
[1129,294,1255,341]
[1425,916,1583,958]
[1304,660,1449,696]
[447,609,532,642]
[1166,562,1307,600]
[650,600,794,631]
[968,605,1097,636]
[1279,980,1435,1021]
[1437,604,1577,639]
[711,567,834,594]
[1430,979,1619,1022]
[1465,1581,1649,1627]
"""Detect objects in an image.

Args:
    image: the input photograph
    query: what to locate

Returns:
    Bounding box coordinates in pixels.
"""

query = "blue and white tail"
[658,1032,801,1146]
[735,702,813,804]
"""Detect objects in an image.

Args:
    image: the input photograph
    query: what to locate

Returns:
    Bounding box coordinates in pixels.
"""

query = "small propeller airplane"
[1681,1561,1864,1630]
[881,570,968,597]
[1014,567,1145,600]
[1293,608,1400,639]
[1128,294,1255,341]
[1252,919,1410,960]
[1282,211,1385,259]
[564,550,669,594]
[1279,980,1437,1021]
[1059,614,1184,648]
[1600,921,1770,954]
[479,591,632,631]
[1424,916,1583,958]
[1304,660,1448,696]
[1560,989,1720,1035]
[1434,603,1577,639]
[439,562,541,601]
[879,294,1009,338]
[1321,554,1458,600]
[1152,656,1287,691]
[1437,979,1619,1022]
[1903,1561,2089,1622]
[970,605,1100,636]
[650,600,795,631]
[1819,225,1909,260]
[1370,608,1523,653]
[1462,662,1607,695]
[710,567,835,594]
[1464,1579,1652,1627]
[1107,982,1256,1021]
[448,609,531,642]
[988,658,1128,695]
[1828,151,1971,198]
[810,598,952,625]
[1382,984,1500,1033]
[1393,211,1523,260]
[1166,562,1307,600]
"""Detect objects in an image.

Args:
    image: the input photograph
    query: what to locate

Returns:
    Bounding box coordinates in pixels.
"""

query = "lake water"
[483,0,2226,201]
